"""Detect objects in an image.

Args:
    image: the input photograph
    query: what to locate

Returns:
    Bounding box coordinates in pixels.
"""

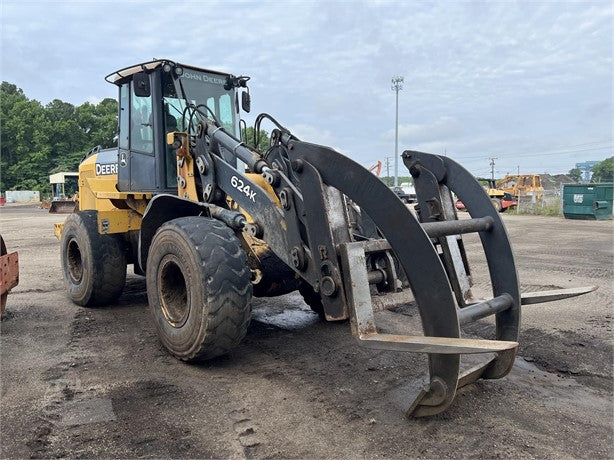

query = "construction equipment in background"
[55,59,595,417]
[391,185,413,203]
[456,179,516,212]
[484,179,517,212]
[49,172,79,213]
[0,236,19,315]
[497,174,544,201]
[368,161,382,177]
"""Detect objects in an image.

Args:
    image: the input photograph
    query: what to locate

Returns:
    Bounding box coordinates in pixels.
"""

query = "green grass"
[514,203,562,216]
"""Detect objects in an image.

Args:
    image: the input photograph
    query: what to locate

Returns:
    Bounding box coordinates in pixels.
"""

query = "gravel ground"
[1,206,612,459]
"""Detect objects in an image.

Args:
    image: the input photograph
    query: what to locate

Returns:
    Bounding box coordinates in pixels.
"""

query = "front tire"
[61,211,127,306]
[146,217,252,361]
[490,198,502,212]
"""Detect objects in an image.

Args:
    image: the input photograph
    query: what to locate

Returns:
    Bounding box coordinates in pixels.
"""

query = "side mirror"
[133,72,151,98]
[241,90,251,113]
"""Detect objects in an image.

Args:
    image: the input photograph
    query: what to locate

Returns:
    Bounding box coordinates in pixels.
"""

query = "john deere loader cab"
[57,59,596,419]
[109,61,242,193]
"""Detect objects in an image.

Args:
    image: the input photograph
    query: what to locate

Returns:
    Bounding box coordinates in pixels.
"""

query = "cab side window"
[219,94,233,131]
[131,79,154,154]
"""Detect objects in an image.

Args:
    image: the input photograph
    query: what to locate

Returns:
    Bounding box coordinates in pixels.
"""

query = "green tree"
[568,168,582,183]
[1,82,118,194]
[242,126,271,152]
[4,98,51,192]
[381,176,412,187]
[591,157,614,183]
[0,83,28,189]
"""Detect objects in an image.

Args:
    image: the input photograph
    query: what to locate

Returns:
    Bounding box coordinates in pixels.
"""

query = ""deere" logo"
[96,163,118,176]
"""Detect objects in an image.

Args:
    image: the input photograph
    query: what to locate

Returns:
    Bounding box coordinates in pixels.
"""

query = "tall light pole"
[391,76,404,187]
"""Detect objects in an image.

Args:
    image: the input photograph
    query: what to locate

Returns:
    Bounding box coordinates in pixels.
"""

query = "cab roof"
[105,59,233,85]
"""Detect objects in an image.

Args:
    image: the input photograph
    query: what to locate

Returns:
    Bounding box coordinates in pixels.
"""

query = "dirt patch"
[1,208,612,458]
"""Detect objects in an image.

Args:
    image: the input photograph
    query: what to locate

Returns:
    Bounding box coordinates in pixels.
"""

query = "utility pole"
[489,157,497,181]
[391,76,404,187]
[517,165,520,176]
[385,156,392,184]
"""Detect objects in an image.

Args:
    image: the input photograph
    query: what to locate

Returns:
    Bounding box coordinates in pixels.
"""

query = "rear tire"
[61,211,127,306]
[146,217,252,361]
[490,198,502,212]
[298,282,325,317]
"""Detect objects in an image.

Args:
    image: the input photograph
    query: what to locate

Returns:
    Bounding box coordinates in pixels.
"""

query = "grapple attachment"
[281,143,594,417]
[196,121,595,417]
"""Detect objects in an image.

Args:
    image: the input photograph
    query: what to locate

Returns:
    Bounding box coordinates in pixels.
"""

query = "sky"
[1,0,612,178]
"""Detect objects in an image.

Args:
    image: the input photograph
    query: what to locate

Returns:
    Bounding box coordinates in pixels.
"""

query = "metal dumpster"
[563,183,613,220]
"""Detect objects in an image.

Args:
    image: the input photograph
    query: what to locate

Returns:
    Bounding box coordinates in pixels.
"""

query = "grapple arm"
[193,119,595,417]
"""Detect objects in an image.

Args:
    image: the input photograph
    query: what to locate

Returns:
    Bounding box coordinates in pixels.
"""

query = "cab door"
[117,83,130,191]
[117,74,157,192]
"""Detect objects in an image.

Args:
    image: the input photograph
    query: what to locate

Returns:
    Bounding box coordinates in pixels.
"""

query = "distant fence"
[515,189,561,215]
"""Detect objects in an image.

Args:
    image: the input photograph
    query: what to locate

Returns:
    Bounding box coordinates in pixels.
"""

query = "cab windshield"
[162,67,238,188]
[162,68,237,135]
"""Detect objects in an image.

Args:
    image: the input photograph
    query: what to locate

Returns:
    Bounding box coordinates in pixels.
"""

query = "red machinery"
[368,161,382,177]
[0,236,19,315]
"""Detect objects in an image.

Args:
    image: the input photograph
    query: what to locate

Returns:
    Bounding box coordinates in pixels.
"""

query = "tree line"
[0,82,274,196]
[568,158,614,183]
[2,80,611,195]
[1,82,118,194]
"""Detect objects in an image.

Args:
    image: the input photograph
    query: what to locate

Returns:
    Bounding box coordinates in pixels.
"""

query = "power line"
[449,143,612,161]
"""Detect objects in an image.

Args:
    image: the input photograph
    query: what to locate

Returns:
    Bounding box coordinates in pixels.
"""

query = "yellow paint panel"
[246,173,281,206]
[97,209,142,234]
[172,133,199,201]
[95,191,152,200]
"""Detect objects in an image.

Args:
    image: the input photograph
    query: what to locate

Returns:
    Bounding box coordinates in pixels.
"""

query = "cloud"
[1,1,611,174]
[383,116,464,145]
[86,96,103,105]
[286,123,349,156]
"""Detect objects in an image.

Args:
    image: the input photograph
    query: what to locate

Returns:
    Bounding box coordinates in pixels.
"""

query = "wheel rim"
[158,255,190,328]
[66,238,84,283]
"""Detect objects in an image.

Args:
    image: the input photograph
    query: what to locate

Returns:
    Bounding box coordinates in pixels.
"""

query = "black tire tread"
[298,282,325,317]
[61,210,127,306]
[150,217,252,361]
[491,198,502,212]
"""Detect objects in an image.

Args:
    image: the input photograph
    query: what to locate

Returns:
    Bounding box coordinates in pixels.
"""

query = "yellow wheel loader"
[56,60,594,417]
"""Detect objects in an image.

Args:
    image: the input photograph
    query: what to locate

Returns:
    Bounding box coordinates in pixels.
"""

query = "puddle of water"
[514,356,542,372]
[59,397,116,426]
[251,306,319,330]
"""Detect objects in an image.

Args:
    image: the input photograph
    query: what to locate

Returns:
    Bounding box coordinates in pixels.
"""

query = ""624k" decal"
[231,176,257,202]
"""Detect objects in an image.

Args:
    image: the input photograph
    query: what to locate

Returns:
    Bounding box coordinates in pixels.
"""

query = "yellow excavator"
[55,59,594,417]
